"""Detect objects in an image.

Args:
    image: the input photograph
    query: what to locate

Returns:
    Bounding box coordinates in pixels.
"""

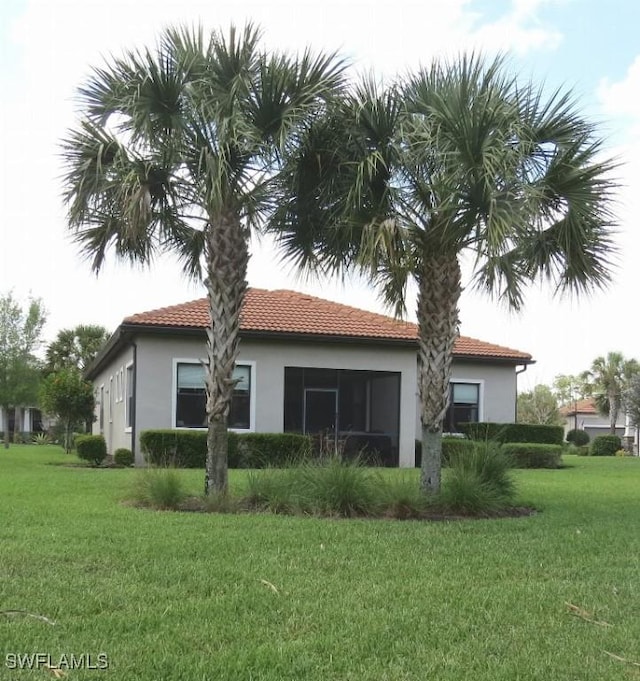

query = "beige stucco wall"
[134,334,419,466]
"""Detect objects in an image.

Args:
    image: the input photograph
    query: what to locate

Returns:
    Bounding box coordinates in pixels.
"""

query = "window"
[444,382,480,432]
[125,363,134,430]
[99,385,104,433]
[175,361,254,431]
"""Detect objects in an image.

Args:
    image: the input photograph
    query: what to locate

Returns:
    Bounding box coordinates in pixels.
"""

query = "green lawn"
[1,446,639,680]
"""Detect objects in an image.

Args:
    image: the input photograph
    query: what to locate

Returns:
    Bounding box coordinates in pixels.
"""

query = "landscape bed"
[1,446,639,680]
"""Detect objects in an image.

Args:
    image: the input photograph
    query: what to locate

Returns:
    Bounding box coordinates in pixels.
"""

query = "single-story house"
[560,397,627,441]
[85,288,533,467]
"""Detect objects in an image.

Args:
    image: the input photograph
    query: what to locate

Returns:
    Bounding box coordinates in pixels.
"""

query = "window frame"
[171,358,256,433]
[445,379,484,432]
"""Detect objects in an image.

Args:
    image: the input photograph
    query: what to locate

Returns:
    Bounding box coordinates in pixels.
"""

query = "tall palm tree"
[271,55,618,493]
[62,24,345,494]
[583,352,640,434]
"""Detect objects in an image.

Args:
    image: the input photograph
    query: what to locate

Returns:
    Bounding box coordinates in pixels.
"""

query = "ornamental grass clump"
[297,455,383,517]
[436,442,516,514]
[129,467,187,510]
[245,468,302,514]
[246,456,384,517]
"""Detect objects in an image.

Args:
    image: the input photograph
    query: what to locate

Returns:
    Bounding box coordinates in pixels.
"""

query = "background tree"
[517,384,563,426]
[45,325,109,374]
[0,292,47,447]
[61,24,345,494]
[39,369,95,453]
[582,352,640,434]
[272,55,617,494]
[623,373,640,434]
[552,374,590,407]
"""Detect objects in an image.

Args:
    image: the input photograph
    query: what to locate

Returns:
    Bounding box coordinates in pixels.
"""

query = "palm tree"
[583,352,640,434]
[271,55,618,493]
[45,325,110,374]
[61,24,345,494]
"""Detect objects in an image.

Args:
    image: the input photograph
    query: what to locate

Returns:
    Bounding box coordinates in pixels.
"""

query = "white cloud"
[598,55,640,126]
[469,0,563,55]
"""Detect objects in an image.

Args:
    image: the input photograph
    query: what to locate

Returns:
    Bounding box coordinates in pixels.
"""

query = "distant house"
[85,288,533,466]
[0,408,45,440]
[560,397,626,441]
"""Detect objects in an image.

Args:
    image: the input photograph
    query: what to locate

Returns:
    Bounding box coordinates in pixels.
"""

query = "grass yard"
[1,446,639,680]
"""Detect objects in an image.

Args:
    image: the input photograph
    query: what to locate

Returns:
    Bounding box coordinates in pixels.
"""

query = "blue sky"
[1,0,639,388]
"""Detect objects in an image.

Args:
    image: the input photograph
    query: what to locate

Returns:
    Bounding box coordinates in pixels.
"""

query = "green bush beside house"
[140,430,313,468]
[590,435,622,456]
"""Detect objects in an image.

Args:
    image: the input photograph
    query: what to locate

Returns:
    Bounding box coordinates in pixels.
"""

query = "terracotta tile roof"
[123,288,533,362]
[559,397,597,417]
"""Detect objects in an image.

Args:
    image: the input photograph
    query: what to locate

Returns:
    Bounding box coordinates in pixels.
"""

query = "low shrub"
[233,433,313,468]
[500,442,563,468]
[245,468,301,514]
[140,430,207,467]
[567,444,590,456]
[437,442,516,513]
[75,435,107,465]
[460,422,564,445]
[436,467,508,515]
[299,456,383,517]
[246,457,384,517]
[114,448,134,467]
[566,429,590,446]
[414,436,475,467]
[130,467,187,510]
[379,475,429,519]
[32,433,51,445]
[590,435,622,457]
[140,430,312,468]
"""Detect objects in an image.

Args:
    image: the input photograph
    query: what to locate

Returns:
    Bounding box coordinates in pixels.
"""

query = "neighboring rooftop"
[123,288,532,363]
[560,397,598,417]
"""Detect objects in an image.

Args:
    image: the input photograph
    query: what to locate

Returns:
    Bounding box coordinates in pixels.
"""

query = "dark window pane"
[176,362,252,430]
[176,389,206,428]
[445,382,480,432]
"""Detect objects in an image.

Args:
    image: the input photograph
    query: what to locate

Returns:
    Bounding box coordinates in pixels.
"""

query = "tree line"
[0,290,108,449]
[518,352,640,435]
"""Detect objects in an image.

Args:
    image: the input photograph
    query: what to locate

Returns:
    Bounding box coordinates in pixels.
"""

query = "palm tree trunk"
[13,407,22,444]
[417,252,462,494]
[609,392,619,435]
[203,211,249,496]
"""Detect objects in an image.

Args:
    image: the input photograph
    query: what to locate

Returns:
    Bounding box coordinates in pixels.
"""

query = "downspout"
[514,364,529,423]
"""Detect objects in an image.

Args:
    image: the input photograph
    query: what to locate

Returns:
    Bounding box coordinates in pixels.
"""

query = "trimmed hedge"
[235,433,313,467]
[140,430,313,468]
[114,448,134,467]
[566,428,590,446]
[460,422,564,445]
[500,442,563,468]
[590,434,622,457]
[76,434,107,465]
[414,436,475,467]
